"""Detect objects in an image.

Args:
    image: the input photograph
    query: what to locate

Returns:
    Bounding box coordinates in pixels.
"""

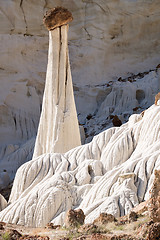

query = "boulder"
[93,213,116,225]
[128,211,138,222]
[43,7,73,31]
[131,201,148,215]
[112,115,122,127]
[65,209,85,228]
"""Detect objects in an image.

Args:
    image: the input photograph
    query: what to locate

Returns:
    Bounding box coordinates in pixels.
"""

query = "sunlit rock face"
[0,104,160,227]
[33,8,81,157]
[0,0,160,178]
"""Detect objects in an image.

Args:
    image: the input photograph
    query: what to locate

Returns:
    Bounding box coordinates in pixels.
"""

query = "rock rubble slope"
[0,104,160,227]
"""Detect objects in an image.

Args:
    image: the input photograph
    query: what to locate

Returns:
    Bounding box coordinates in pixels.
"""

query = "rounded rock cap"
[43,7,73,31]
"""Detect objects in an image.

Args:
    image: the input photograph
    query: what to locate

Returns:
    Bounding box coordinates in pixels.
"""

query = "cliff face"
[0,0,160,179]
[1,0,160,84]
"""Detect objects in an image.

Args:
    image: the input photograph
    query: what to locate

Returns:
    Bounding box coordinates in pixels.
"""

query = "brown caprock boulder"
[43,7,73,31]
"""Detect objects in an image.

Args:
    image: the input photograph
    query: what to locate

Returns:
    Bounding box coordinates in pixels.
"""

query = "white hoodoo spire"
[33,7,81,158]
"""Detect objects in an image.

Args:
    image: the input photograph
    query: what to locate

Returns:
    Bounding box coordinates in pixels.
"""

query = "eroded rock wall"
[0,104,160,227]
[0,0,160,178]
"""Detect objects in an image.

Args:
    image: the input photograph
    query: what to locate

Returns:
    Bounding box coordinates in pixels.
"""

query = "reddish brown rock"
[45,223,60,229]
[117,211,138,225]
[65,209,85,227]
[133,107,139,112]
[112,115,122,127]
[93,213,116,225]
[128,211,138,222]
[146,222,160,240]
[148,170,160,222]
[43,7,73,31]
[137,221,151,239]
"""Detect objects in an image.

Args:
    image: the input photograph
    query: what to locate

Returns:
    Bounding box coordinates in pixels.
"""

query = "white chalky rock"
[0,104,160,226]
[33,8,81,158]
[0,194,7,211]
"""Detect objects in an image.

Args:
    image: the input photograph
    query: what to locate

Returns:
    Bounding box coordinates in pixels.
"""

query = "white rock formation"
[0,104,160,227]
[0,194,7,212]
[33,8,81,158]
[0,0,160,180]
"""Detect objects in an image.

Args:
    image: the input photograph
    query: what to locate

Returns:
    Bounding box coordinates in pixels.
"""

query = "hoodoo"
[33,7,81,158]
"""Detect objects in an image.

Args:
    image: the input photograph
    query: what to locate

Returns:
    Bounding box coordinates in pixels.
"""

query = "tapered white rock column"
[33,7,81,158]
